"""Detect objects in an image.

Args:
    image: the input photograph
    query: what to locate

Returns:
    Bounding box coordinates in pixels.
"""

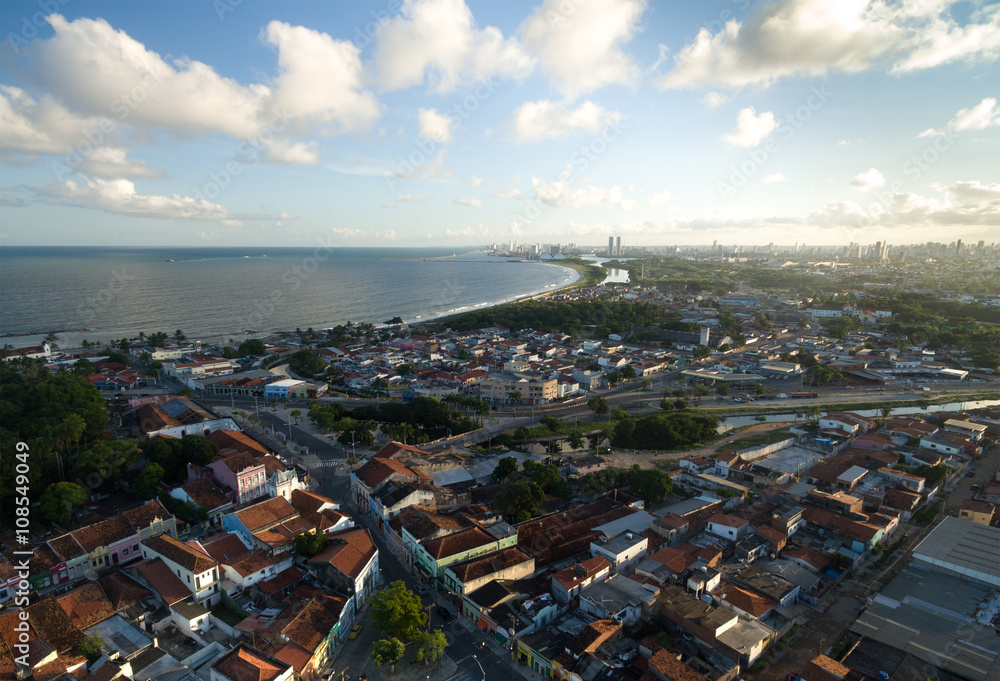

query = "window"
[122,548,129,556]
[187,575,191,583]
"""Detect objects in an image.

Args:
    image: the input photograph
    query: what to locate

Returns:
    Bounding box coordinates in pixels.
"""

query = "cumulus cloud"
[39,177,241,224]
[763,173,787,183]
[417,108,455,144]
[396,193,425,202]
[503,100,621,143]
[495,188,522,199]
[470,176,484,186]
[919,97,1000,137]
[373,0,533,92]
[454,197,484,207]
[519,0,646,98]
[8,14,379,170]
[658,0,1000,89]
[721,107,776,147]
[533,178,626,208]
[850,167,886,190]
[75,146,163,179]
[700,91,728,109]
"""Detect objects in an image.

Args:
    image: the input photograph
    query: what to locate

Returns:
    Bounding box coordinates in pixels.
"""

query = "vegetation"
[371,637,406,672]
[578,466,673,502]
[496,481,545,520]
[39,482,88,526]
[609,411,718,450]
[718,428,793,454]
[370,581,427,641]
[75,633,104,661]
[413,629,449,664]
[293,531,328,558]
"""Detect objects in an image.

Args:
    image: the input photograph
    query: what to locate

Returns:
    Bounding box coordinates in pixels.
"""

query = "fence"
[737,437,797,461]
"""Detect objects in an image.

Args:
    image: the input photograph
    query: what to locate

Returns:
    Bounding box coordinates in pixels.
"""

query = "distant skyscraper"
[608,236,615,256]
[615,237,621,256]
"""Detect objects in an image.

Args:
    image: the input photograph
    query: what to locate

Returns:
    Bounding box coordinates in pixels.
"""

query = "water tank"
[878,672,889,680]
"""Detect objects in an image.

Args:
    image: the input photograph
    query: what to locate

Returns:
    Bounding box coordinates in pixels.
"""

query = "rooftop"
[144,534,218,574]
[912,516,1000,587]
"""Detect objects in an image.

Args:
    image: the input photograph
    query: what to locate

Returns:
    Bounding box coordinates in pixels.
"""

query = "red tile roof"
[648,648,707,681]
[132,558,190,605]
[800,654,850,681]
[208,429,271,457]
[553,556,612,589]
[212,643,290,681]
[234,497,298,533]
[354,457,418,489]
[122,500,172,530]
[56,583,115,630]
[310,528,377,579]
[374,441,431,459]
[26,597,84,653]
[181,478,232,510]
[719,584,776,618]
[143,534,218,574]
[421,526,496,560]
[447,547,533,583]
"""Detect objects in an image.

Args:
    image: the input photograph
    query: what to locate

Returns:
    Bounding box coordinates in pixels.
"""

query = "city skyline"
[1,0,998,247]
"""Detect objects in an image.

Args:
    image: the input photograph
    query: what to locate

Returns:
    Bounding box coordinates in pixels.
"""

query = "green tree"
[568,432,585,450]
[540,415,563,432]
[715,384,730,396]
[72,440,140,492]
[491,456,518,482]
[508,389,522,404]
[293,531,328,557]
[629,469,673,502]
[693,345,711,360]
[587,396,609,416]
[238,338,265,356]
[72,358,94,376]
[132,463,165,499]
[39,482,88,525]
[44,332,60,351]
[75,633,104,661]
[371,638,406,672]
[174,329,186,343]
[618,365,636,382]
[370,581,427,641]
[495,481,544,518]
[396,363,414,375]
[414,629,448,664]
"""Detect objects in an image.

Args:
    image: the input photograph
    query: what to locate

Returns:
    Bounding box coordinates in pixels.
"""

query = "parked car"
[349,624,363,640]
[415,585,428,596]
[435,606,452,620]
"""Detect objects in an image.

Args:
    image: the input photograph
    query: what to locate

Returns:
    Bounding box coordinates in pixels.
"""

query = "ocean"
[0,247,578,347]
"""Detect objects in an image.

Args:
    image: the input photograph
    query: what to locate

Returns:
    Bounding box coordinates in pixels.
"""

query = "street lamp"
[471,655,486,681]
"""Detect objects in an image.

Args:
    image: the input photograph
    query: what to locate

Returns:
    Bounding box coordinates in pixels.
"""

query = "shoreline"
[1,257,591,350]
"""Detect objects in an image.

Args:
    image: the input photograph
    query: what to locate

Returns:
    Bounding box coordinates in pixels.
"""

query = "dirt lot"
[601,422,793,470]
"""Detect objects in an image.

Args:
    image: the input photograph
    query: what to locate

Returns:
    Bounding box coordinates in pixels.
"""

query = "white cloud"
[700,91,728,109]
[11,15,380,169]
[532,178,626,208]
[39,177,240,224]
[503,100,621,143]
[0,86,112,155]
[647,191,672,206]
[850,167,886,190]
[658,0,1000,89]
[921,97,1000,136]
[836,139,851,146]
[721,107,776,147]
[495,188,522,199]
[519,0,646,98]
[454,197,484,207]
[396,193,425,202]
[470,176,484,186]
[763,173,787,183]
[373,0,533,92]
[75,146,163,179]
[417,108,455,144]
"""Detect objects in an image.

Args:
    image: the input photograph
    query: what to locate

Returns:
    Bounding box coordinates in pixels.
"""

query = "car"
[435,606,452,620]
[349,624,363,640]
[415,585,428,596]
[967,471,975,477]
[971,484,980,491]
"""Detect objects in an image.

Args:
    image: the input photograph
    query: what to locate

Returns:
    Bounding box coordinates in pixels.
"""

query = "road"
[309,464,519,681]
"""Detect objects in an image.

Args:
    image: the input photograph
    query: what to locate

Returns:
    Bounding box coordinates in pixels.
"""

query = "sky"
[0,0,998,248]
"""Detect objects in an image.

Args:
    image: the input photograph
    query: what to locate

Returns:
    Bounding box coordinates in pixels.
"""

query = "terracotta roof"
[374,441,431,459]
[648,648,707,681]
[421,526,496,560]
[258,567,303,595]
[233,497,298,533]
[136,403,181,432]
[783,545,830,572]
[132,558,190,605]
[0,608,52,675]
[56,583,115,630]
[753,524,787,547]
[208,429,271,457]
[71,515,135,552]
[181,478,232,510]
[566,619,620,657]
[258,455,287,476]
[26,597,84,653]
[289,489,337,521]
[143,534,218,573]
[97,571,152,610]
[48,533,87,561]
[199,532,253,563]
[960,499,995,515]
[218,451,264,475]
[354,457,418,489]
[800,654,850,681]
[123,500,172,530]
[261,594,347,656]
[719,584,776,618]
[553,556,612,589]
[446,547,533,583]
[212,643,290,681]
[271,643,313,673]
[309,528,377,579]
[707,513,749,528]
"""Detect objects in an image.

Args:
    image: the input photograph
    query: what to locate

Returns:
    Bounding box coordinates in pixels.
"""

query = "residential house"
[578,574,659,626]
[255,590,350,676]
[441,546,535,596]
[414,524,518,585]
[590,532,648,574]
[140,534,220,606]
[170,478,233,527]
[308,528,380,610]
[551,556,612,604]
[210,643,294,681]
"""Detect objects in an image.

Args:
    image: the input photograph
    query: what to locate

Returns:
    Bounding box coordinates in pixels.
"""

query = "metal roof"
[912,516,1000,587]
[592,511,655,539]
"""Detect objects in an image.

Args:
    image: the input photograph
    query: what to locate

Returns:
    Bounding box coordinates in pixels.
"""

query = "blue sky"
[1,0,998,248]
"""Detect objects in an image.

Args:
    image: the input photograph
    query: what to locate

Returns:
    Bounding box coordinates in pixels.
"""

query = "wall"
[737,437,796,462]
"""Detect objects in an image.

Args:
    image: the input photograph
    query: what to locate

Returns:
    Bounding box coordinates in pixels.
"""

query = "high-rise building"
[608,236,615,256]
[615,236,621,256]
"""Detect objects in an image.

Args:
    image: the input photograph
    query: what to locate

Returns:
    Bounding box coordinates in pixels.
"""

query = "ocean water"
[0,247,578,347]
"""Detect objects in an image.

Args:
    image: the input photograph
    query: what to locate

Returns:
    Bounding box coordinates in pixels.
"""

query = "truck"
[776,393,788,399]
[922,386,932,393]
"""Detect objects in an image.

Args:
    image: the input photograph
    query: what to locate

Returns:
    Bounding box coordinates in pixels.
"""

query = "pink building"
[208,452,267,504]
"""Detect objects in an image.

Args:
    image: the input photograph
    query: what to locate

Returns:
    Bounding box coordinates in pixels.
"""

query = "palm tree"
[44,332,60,350]
[508,389,522,404]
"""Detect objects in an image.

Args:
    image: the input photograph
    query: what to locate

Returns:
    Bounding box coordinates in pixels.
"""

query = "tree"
[618,365,636,382]
[370,581,426,641]
[495,481,544,519]
[568,432,585,450]
[491,456,518,482]
[72,440,140,491]
[371,638,406,672]
[673,399,687,410]
[716,384,730,396]
[44,332,60,351]
[238,338,266,356]
[540,415,562,432]
[693,345,711,360]
[718,343,731,352]
[75,633,104,661]
[917,464,947,487]
[396,363,414,375]
[294,531,327,558]
[39,482,88,525]
[629,469,673,502]
[72,358,94,376]
[587,396,609,416]
[132,463,165,499]
[508,389,522,404]
[414,629,448,664]
[174,329,186,343]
